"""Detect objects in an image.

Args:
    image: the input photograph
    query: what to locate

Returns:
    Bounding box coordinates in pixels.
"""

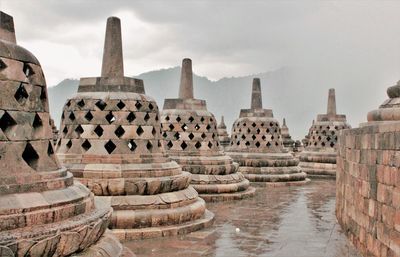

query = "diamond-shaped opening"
[66,140,72,149]
[135,101,142,110]
[85,111,93,121]
[327,136,331,141]
[0,58,7,70]
[331,131,335,135]
[152,127,157,136]
[201,133,207,139]
[181,124,188,131]
[255,141,261,148]
[241,134,246,140]
[82,139,91,151]
[115,126,125,138]
[77,99,85,108]
[271,136,274,140]
[95,100,107,110]
[14,83,29,104]
[188,133,195,140]
[266,128,270,133]
[155,115,159,121]
[0,111,17,133]
[262,135,266,140]
[66,100,71,107]
[22,143,39,169]
[330,142,335,147]
[252,135,256,140]
[275,129,278,133]
[236,141,240,145]
[195,141,202,149]
[128,140,137,151]
[94,125,104,137]
[148,103,154,110]
[167,141,173,148]
[252,122,256,127]
[200,117,205,122]
[105,111,116,124]
[23,63,34,77]
[69,112,76,121]
[335,126,339,130]
[47,142,54,156]
[206,124,211,131]
[174,132,180,140]
[267,142,271,147]
[208,141,213,148]
[270,122,274,127]
[61,112,65,119]
[146,141,153,151]
[245,141,250,146]
[261,123,264,127]
[62,126,68,135]
[243,123,247,127]
[181,141,188,150]
[314,142,317,146]
[104,140,116,154]
[322,130,326,135]
[318,136,322,140]
[247,128,251,133]
[75,125,84,135]
[195,124,200,130]
[162,132,168,138]
[165,116,170,121]
[210,117,213,122]
[144,113,151,122]
[189,116,194,122]
[176,116,181,122]
[127,112,136,123]
[322,142,326,146]
[136,125,144,136]
[117,100,126,109]
[40,87,47,101]
[275,142,279,146]
[169,124,175,131]
[316,131,319,134]
[212,133,215,139]
[256,128,261,134]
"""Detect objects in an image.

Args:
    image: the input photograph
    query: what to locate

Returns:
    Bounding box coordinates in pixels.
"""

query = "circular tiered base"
[170,154,255,202]
[299,151,337,179]
[226,152,308,186]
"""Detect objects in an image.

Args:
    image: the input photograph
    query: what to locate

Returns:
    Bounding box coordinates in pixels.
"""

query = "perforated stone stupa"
[160,58,255,202]
[0,12,133,257]
[50,117,59,145]
[281,118,294,151]
[226,78,308,185]
[56,17,213,241]
[299,89,350,178]
[217,116,230,149]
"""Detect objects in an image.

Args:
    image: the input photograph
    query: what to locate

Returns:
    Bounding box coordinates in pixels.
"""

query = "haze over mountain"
[48,65,388,140]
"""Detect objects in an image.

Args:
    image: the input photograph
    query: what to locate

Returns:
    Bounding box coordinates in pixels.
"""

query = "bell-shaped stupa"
[160,58,255,202]
[50,117,59,145]
[56,18,213,241]
[226,78,308,185]
[217,116,230,149]
[281,118,295,150]
[299,89,350,178]
[0,12,133,256]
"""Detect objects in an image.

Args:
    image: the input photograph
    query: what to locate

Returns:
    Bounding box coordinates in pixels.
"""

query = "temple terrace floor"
[124,180,361,257]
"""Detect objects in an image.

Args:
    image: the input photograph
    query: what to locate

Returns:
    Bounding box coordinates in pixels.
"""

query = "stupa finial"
[283,118,287,126]
[101,16,124,78]
[179,58,194,99]
[251,78,262,109]
[327,88,336,115]
[0,11,16,43]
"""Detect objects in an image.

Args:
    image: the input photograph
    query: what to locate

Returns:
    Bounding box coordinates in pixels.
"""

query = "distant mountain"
[47,66,385,140]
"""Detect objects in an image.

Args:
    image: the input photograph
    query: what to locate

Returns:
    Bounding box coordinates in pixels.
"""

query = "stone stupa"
[217,116,230,149]
[299,89,350,178]
[50,118,59,145]
[226,78,308,185]
[281,118,295,151]
[0,12,133,257]
[56,17,213,241]
[336,80,400,256]
[160,58,255,202]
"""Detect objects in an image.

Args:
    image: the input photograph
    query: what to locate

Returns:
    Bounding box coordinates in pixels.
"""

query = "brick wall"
[336,123,400,257]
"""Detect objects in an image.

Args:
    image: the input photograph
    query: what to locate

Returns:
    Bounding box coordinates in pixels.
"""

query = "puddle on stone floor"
[124,180,361,257]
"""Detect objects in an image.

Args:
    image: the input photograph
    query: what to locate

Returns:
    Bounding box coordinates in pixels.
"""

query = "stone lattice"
[56,17,213,241]
[50,117,59,145]
[299,89,350,178]
[217,116,230,150]
[336,80,400,256]
[226,78,307,185]
[160,58,255,202]
[281,118,295,151]
[0,12,133,257]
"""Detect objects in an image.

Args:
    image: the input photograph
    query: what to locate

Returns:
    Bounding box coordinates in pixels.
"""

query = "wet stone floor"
[124,180,361,257]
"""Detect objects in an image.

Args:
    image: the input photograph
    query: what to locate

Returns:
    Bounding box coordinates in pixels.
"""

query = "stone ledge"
[198,186,256,202]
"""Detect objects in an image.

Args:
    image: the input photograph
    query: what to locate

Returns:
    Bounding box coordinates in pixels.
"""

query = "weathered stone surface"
[56,18,213,240]
[0,12,131,257]
[281,118,295,151]
[337,79,400,257]
[300,88,350,178]
[217,116,230,150]
[161,59,255,202]
[225,78,307,186]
